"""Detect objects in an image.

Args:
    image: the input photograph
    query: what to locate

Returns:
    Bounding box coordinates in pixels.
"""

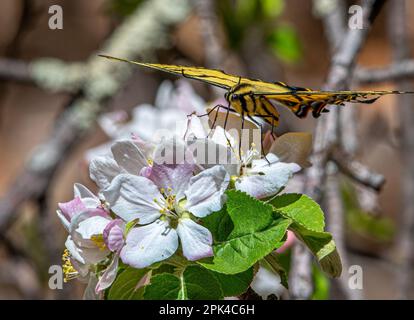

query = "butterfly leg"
[239,111,245,161]
[222,102,232,146]
[207,104,225,138]
[195,104,220,118]
[247,115,270,165]
[206,104,238,139]
[270,116,276,139]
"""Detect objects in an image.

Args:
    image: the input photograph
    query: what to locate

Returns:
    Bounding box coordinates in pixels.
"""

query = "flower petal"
[89,156,121,190]
[103,219,125,252]
[73,183,100,208]
[74,183,96,199]
[250,153,280,168]
[152,137,194,165]
[57,210,70,231]
[58,196,86,221]
[235,161,301,199]
[103,174,163,224]
[177,218,213,261]
[269,132,312,168]
[95,254,119,293]
[65,236,85,264]
[111,140,147,175]
[185,165,230,218]
[71,215,112,249]
[148,163,194,200]
[66,234,108,270]
[250,266,285,299]
[120,220,178,268]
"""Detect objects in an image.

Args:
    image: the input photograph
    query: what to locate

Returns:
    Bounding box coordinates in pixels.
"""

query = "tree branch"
[356,60,414,84]
[290,0,386,300]
[0,0,191,234]
[332,151,385,191]
[387,0,414,300]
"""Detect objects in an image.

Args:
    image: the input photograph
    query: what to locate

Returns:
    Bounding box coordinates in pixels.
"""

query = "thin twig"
[332,151,385,191]
[355,60,414,84]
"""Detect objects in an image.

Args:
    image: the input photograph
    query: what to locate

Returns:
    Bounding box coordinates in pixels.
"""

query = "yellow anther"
[62,249,78,282]
[91,234,107,251]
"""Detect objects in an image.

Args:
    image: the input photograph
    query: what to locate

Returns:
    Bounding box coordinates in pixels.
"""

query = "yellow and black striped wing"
[254,90,413,118]
[99,55,242,90]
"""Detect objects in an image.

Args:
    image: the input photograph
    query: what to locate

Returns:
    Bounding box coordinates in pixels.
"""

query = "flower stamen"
[62,249,79,282]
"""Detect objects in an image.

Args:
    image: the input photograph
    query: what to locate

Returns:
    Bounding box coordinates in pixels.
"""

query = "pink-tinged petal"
[95,254,120,293]
[148,163,194,200]
[120,220,178,268]
[139,166,152,178]
[111,140,147,175]
[89,156,121,190]
[103,219,125,252]
[58,196,86,222]
[103,174,163,224]
[235,161,301,199]
[73,183,101,209]
[185,166,230,218]
[276,230,296,253]
[177,218,213,261]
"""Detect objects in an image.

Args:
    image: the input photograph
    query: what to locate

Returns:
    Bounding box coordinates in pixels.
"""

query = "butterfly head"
[225,91,240,102]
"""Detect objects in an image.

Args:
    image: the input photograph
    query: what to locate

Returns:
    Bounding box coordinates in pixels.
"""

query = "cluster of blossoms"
[57,81,306,298]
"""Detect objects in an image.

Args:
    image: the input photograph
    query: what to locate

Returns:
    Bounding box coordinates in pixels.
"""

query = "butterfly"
[99,54,413,137]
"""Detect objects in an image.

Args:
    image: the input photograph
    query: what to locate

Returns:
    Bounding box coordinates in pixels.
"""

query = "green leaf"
[143,273,182,300]
[181,266,224,300]
[143,266,223,300]
[152,263,176,276]
[211,268,254,297]
[271,193,324,232]
[107,267,149,300]
[202,206,233,242]
[200,190,292,274]
[263,253,289,289]
[270,194,342,278]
